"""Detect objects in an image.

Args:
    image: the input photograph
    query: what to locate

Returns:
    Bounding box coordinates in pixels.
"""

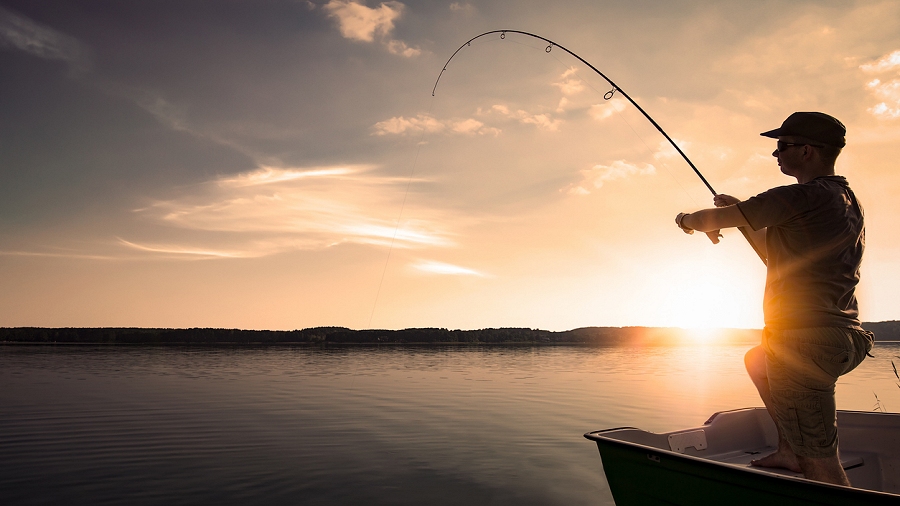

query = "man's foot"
[750,449,802,472]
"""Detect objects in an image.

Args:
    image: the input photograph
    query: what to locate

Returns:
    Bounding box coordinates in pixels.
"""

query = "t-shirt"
[736,176,864,329]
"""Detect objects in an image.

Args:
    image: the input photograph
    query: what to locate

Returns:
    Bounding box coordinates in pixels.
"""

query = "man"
[673,112,874,486]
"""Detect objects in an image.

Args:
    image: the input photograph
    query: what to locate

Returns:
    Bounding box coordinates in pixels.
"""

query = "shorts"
[763,326,874,458]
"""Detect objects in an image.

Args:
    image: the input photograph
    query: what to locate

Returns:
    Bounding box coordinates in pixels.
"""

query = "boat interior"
[591,408,900,495]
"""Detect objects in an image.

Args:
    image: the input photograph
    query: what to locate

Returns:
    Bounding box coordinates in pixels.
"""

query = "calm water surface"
[2,341,899,505]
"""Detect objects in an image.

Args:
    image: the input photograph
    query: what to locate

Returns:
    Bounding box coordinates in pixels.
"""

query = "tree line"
[1,323,896,345]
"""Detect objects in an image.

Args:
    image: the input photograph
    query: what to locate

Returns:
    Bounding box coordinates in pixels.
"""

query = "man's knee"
[745,345,766,380]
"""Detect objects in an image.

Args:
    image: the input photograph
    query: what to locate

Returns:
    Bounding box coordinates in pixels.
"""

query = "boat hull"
[585,408,900,506]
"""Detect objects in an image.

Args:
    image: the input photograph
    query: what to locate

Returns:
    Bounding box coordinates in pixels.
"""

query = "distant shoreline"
[2,322,898,346]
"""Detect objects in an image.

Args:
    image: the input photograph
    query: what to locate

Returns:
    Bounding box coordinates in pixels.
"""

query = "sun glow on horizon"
[633,244,766,331]
[681,327,727,344]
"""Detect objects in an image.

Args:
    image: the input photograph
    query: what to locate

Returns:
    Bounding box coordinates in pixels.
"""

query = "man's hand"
[675,212,693,234]
[706,230,723,244]
[676,197,754,247]
[707,195,737,244]
[714,194,741,207]
[677,213,722,243]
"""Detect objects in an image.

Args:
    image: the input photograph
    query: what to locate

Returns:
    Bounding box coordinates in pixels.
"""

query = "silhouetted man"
[673,112,874,486]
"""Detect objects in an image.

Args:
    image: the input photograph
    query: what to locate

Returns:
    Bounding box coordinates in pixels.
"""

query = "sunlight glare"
[643,247,765,330]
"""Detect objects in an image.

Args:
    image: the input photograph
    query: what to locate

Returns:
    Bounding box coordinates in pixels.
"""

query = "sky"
[1,0,899,331]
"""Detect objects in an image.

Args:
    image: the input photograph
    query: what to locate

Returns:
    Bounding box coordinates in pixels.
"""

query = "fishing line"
[433,30,766,264]
[367,96,435,329]
[451,34,703,207]
[541,47,703,208]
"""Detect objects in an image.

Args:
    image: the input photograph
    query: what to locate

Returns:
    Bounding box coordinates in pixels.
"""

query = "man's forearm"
[681,205,749,232]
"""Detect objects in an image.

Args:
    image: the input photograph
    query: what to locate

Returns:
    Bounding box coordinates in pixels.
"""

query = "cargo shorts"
[762,326,874,458]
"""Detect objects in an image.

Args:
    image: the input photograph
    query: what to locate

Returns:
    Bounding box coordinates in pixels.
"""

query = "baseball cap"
[760,112,846,148]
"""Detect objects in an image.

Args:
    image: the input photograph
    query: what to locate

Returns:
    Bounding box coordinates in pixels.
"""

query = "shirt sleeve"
[736,184,810,231]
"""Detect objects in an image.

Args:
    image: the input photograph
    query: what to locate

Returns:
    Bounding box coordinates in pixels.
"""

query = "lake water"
[3,340,899,505]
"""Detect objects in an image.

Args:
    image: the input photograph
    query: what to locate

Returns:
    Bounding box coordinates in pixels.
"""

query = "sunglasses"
[776,141,826,152]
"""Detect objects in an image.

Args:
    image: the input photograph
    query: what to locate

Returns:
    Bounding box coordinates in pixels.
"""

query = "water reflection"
[1,341,897,506]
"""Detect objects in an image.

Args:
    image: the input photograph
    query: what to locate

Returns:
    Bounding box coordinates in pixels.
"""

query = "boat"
[584,408,900,505]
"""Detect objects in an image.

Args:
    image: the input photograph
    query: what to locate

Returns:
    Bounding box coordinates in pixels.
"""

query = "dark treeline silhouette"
[1,323,896,345]
[861,321,900,340]
[0,326,747,345]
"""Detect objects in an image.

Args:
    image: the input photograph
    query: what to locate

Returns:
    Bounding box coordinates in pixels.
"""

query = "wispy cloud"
[372,114,444,135]
[126,165,454,259]
[117,239,250,259]
[412,260,485,277]
[487,105,562,132]
[567,160,656,195]
[862,50,900,119]
[137,94,191,132]
[449,2,475,14]
[0,5,90,73]
[323,0,421,57]
[552,67,585,96]
[860,50,900,73]
[372,113,500,136]
[372,102,565,136]
[0,250,115,261]
[867,89,900,118]
[653,138,691,161]
[450,118,489,135]
[385,39,419,57]
[589,98,628,121]
[131,91,273,160]
[219,166,355,187]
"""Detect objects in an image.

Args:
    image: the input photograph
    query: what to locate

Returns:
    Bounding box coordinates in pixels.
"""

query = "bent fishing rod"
[433,30,767,265]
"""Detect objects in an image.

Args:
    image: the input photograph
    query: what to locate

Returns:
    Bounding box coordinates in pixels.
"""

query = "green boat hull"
[589,435,899,506]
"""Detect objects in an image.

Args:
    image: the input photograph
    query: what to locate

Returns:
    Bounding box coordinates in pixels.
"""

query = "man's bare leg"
[744,346,801,472]
[797,455,851,486]
[745,346,853,485]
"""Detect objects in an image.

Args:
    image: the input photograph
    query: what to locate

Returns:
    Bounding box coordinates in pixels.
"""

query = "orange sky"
[1,1,899,330]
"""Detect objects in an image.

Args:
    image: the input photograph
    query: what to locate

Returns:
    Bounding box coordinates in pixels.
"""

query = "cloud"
[412,260,485,276]
[117,239,250,259]
[861,50,900,119]
[567,160,656,195]
[0,5,90,72]
[450,118,499,135]
[860,50,900,73]
[323,0,420,57]
[131,90,270,160]
[868,98,900,119]
[0,250,116,261]
[385,39,420,57]
[137,94,191,132]
[125,165,455,259]
[373,114,444,135]
[488,105,562,131]
[552,67,585,96]
[653,138,691,161]
[219,166,355,187]
[589,98,628,121]
[517,112,561,131]
[323,0,400,41]
[449,3,475,14]
[372,114,500,136]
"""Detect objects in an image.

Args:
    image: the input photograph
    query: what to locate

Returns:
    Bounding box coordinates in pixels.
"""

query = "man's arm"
[676,198,768,258]
[681,205,748,232]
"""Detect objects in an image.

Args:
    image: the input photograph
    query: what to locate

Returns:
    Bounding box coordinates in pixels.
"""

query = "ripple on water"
[2,342,898,506]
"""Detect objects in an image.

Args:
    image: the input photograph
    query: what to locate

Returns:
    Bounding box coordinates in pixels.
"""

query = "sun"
[683,327,725,344]
[641,247,765,331]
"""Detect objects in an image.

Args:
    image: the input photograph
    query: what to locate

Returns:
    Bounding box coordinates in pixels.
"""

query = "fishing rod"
[433,30,767,265]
